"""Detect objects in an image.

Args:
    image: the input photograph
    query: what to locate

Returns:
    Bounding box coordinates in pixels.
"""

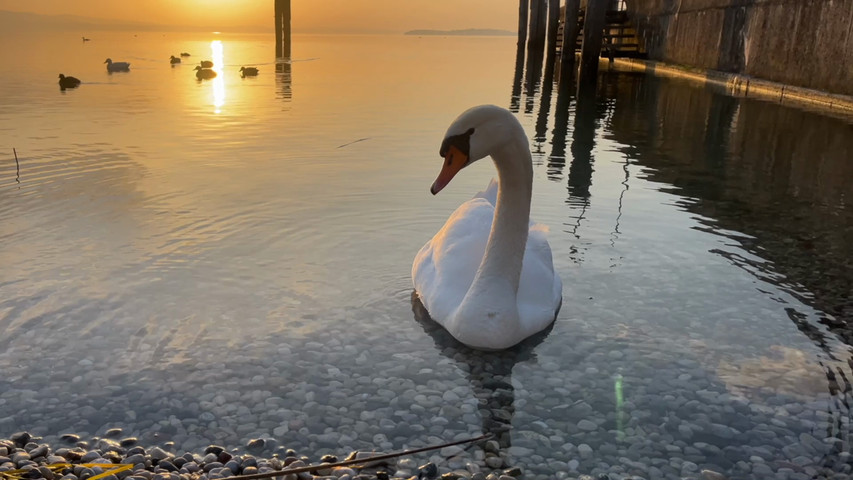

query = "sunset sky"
[0,1,519,33]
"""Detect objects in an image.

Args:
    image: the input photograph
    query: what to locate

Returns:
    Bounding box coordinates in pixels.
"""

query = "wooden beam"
[275,0,291,59]
[579,0,607,84]
[559,0,581,81]
[527,0,547,56]
[516,0,530,60]
[545,0,560,66]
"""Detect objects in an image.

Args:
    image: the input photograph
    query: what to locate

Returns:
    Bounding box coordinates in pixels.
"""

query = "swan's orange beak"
[431,145,467,195]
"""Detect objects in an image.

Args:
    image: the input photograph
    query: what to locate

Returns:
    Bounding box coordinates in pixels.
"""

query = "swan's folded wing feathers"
[412,198,494,322]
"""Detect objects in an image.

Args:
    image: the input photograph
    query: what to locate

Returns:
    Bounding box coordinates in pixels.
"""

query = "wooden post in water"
[275,0,291,59]
[578,0,607,84]
[527,0,547,58]
[560,0,581,80]
[516,0,530,62]
[545,0,560,67]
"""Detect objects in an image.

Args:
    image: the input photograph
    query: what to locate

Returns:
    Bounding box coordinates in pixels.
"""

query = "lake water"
[2,31,853,479]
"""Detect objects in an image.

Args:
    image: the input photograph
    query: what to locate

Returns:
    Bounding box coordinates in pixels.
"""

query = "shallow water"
[2,30,853,479]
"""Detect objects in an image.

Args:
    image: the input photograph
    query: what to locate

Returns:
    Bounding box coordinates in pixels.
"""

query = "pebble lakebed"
[0,431,529,480]
[2,310,851,480]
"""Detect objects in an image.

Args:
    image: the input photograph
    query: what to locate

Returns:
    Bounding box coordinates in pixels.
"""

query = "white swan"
[412,105,562,350]
[104,58,131,72]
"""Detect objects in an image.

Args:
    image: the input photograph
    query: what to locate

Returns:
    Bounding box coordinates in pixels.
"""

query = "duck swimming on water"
[239,66,259,77]
[199,60,213,68]
[58,74,81,89]
[170,55,181,65]
[194,66,217,80]
[104,58,131,72]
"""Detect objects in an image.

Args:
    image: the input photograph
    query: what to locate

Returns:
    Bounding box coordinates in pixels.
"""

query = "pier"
[517,0,853,99]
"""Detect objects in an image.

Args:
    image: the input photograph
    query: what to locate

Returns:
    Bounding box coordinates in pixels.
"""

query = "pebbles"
[1,299,850,480]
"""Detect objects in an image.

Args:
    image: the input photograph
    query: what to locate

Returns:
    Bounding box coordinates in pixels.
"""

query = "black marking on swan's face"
[439,127,475,167]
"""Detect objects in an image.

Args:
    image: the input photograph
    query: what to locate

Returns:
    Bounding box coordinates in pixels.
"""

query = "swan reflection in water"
[411,292,554,473]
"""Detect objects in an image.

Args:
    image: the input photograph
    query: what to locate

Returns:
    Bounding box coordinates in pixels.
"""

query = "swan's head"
[432,105,521,195]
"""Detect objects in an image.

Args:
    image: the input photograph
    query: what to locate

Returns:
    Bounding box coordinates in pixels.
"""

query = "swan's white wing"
[471,178,499,206]
[517,223,562,336]
[412,197,494,324]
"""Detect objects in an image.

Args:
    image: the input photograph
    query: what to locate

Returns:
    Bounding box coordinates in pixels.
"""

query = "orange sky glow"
[0,1,519,34]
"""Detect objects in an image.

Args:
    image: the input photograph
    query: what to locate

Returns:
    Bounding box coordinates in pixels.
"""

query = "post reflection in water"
[211,40,225,113]
[411,293,553,473]
[527,63,853,473]
[275,61,292,104]
[547,77,574,180]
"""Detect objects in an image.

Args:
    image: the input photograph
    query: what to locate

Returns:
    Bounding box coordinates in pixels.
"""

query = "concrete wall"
[625,0,853,96]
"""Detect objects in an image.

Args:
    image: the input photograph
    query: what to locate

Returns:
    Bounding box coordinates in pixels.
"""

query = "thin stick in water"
[216,433,492,480]
[13,148,20,183]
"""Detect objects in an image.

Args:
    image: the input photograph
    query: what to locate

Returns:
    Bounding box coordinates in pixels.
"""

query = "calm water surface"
[2,31,853,479]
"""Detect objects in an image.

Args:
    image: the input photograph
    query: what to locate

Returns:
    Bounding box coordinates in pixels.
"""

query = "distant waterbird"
[194,66,217,80]
[239,66,259,77]
[104,58,131,72]
[199,60,214,68]
[58,74,81,90]
[170,55,181,65]
[82,37,91,42]
[180,52,191,57]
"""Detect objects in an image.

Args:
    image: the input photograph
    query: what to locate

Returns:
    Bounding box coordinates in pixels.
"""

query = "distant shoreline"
[404,28,515,37]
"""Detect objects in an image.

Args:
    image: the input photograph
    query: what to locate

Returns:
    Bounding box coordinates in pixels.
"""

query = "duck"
[170,55,181,65]
[58,74,81,89]
[194,66,217,80]
[104,58,131,72]
[199,60,214,68]
[412,105,563,350]
[180,52,191,57]
[239,66,259,77]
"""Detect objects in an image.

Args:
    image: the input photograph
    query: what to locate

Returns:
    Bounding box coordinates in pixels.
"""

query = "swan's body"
[412,105,562,350]
[104,58,130,72]
[239,66,259,77]
[170,55,181,65]
[58,74,81,89]
[194,66,217,80]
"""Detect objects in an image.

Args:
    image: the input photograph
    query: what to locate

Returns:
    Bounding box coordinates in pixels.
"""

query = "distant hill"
[0,10,262,33]
[404,28,515,37]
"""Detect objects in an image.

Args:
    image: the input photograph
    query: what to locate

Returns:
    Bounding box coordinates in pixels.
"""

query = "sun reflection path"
[211,40,225,113]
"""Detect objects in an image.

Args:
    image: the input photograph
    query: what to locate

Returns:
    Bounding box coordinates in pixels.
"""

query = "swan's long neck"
[473,134,533,294]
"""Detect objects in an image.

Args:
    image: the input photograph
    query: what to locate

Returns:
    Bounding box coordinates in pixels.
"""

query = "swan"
[412,105,562,350]
[194,66,217,80]
[170,55,181,65]
[58,74,81,89]
[104,58,130,72]
[239,66,259,77]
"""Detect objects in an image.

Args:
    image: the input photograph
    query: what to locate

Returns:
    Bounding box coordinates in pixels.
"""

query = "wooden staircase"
[557,7,646,59]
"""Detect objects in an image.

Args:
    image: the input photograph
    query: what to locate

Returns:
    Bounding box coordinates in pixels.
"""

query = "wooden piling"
[516,0,530,61]
[560,0,581,79]
[274,0,291,59]
[545,0,560,66]
[579,0,608,84]
[527,0,547,57]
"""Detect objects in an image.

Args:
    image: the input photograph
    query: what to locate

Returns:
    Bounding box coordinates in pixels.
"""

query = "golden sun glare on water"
[211,40,225,113]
